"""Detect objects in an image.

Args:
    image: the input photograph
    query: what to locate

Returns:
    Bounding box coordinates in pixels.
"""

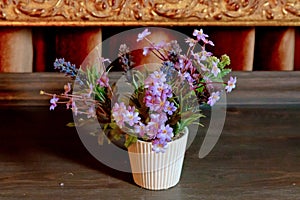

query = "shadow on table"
[0,106,134,185]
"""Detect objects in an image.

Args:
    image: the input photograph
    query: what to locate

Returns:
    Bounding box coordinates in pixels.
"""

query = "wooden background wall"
[0,1,299,72]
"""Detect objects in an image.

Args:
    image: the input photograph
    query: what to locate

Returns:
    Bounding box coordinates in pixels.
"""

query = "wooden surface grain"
[0,72,300,199]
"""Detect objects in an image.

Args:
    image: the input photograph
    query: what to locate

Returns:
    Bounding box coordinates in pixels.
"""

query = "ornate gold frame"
[0,0,299,26]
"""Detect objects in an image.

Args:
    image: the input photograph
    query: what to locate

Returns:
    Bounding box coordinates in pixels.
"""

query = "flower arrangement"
[41,28,236,153]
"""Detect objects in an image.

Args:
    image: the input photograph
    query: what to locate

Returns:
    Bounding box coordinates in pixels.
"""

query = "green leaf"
[124,135,138,148]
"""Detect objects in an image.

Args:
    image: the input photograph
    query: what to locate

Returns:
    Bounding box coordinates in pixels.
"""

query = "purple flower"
[157,124,173,142]
[211,61,220,77]
[163,101,177,115]
[87,105,96,118]
[208,91,220,106]
[124,110,141,126]
[145,95,161,111]
[112,102,127,128]
[146,121,160,139]
[152,139,168,153]
[225,76,237,93]
[150,113,168,124]
[150,71,166,83]
[134,122,146,137]
[49,95,59,110]
[150,83,169,97]
[193,29,208,42]
[71,100,78,116]
[137,28,151,42]
[204,39,214,46]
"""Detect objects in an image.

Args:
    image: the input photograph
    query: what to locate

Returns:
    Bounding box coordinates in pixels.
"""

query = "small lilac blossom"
[150,70,166,83]
[200,50,213,61]
[87,105,96,118]
[192,51,201,63]
[145,95,161,111]
[150,113,168,124]
[150,83,168,97]
[152,139,168,153]
[97,72,110,87]
[193,29,208,42]
[71,100,78,116]
[204,39,214,46]
[163,101,177,115]
[157,124,174,142]
[112,102,127,128]
[134,122,146,137]
[225,76,237,93]
[137,28,151,42]
[49,95,59,110]
[211,61,220,77]
[208,91,220,106]
[146,121,160,139]
[124,109,140,126]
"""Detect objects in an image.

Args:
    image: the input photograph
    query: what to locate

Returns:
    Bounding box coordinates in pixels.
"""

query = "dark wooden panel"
[1,71,300,107]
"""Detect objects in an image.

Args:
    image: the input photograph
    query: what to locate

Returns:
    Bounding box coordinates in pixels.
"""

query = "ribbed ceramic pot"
[127,127,188,190]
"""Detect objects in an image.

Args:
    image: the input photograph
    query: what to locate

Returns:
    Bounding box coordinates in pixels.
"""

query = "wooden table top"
[0,72,300,199]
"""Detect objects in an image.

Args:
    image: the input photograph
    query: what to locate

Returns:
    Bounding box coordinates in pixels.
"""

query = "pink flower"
[193,29,208,42]
[137,28,151,42]
[225,76,237,93]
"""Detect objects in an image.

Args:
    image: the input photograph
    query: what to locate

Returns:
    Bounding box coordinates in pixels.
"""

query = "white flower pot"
[127,128,188,190]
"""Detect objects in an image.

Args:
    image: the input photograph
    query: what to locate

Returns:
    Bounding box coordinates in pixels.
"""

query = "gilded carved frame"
[0,0,299,26]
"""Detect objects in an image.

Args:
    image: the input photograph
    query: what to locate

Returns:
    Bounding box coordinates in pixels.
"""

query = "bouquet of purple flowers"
[41,28,237,153]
